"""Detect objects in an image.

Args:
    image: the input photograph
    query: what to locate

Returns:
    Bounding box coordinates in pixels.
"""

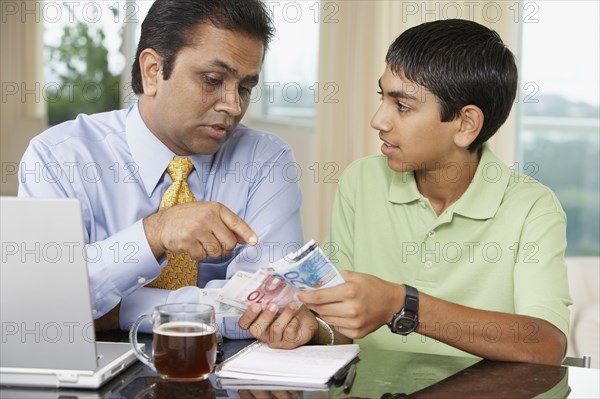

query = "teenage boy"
[239,19,571,365]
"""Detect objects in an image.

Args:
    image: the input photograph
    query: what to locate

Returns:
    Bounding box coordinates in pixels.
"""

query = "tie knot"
[167,157,194,182]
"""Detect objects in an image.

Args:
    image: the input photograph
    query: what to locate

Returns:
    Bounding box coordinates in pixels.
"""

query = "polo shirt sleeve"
[512,190,572,341]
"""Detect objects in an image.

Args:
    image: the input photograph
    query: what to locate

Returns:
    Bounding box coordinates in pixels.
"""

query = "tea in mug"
[153,321,217,380]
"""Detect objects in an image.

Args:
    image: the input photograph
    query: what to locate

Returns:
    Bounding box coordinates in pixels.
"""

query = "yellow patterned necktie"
[147,157,198,290]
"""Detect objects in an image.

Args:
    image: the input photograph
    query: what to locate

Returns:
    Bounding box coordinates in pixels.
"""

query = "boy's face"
[371,66,462,173]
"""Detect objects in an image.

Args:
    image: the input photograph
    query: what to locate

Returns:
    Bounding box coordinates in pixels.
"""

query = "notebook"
[215,340,360,389]
[0,197,141,389]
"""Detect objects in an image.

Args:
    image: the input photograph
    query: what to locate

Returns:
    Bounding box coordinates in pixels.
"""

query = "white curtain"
[313,0,521,240]
[0,1,46,195]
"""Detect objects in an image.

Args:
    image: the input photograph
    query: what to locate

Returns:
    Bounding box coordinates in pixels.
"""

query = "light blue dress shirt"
[18,104,304,334]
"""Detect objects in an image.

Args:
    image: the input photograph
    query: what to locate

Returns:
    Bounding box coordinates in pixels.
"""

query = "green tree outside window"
[45,5,123,126]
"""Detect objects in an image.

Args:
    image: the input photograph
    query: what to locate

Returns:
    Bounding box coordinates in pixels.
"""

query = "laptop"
[0,361,147,398]
[0,197,141,389]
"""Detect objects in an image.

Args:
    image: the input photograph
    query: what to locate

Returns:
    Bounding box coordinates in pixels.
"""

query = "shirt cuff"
[88,219,162,318]
[205,279,228,289]
[120,286,200,332]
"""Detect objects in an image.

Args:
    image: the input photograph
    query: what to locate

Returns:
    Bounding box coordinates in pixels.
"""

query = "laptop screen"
[1,197,98,371]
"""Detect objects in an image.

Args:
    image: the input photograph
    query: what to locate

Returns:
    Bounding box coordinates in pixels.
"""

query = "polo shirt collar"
[387,144,509,220]
[389,171,421,204]
[125,103,214,197]
[453,144,510,220]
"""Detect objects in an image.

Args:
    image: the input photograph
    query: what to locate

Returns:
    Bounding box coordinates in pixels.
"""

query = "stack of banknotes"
[218,240,344,311]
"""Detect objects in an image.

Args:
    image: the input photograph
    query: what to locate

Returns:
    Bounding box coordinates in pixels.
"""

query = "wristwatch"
[388,284,419,335]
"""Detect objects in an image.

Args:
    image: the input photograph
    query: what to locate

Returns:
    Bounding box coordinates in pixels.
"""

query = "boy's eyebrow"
[208,59,260,85]
[378,79,418,101]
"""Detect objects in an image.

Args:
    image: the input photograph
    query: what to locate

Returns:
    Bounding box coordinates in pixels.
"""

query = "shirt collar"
[389,170,421,204]
[453,144,510,220]
[387,144,509,220]
[125,103,214,196]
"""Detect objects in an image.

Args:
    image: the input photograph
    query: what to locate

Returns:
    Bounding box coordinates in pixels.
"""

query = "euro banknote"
[218,269,301,311]
[268,240,344,291]
[218,241,344,312]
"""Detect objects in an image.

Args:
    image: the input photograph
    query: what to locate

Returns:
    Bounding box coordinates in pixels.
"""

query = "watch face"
[390,311,418,335]
[397,317,415,331]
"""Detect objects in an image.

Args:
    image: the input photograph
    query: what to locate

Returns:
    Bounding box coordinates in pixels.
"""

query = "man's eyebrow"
[208,59,259,84]
[377,78,418,101]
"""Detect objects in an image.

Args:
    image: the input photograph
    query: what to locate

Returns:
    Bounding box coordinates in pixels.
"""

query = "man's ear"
[454,105,484,149]
[138,48,163,96]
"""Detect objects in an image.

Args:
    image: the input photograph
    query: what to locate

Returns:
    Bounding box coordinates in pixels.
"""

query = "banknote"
[218,241,344,312]
[268,240,345,291]
[218,269,301,311]
[198,288,244,317]
[198,288,253,340]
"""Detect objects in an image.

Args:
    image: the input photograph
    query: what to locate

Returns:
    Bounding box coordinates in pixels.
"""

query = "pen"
[291,242,318,262]
[343,363,357,393]
[333,364,350,383]
[333,357,358,383]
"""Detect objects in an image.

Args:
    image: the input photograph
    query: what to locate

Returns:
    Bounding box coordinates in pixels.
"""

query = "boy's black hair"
[385,19,518,151]
[131,0,274,94]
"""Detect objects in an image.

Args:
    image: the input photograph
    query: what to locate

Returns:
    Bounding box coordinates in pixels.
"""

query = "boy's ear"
[454,105,484,149]
[139,48,163,96]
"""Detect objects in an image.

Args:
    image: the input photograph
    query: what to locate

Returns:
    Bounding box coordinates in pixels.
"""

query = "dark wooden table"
[0,330,570,398]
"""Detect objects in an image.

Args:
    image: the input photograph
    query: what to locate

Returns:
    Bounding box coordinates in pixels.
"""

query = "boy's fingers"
[238,303,261,329]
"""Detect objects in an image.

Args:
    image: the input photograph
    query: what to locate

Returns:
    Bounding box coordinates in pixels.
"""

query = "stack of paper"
[215,341,360,389]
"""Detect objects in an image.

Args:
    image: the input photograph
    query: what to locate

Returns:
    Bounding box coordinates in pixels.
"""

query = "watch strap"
[403,284,419,314]
[388,284,419,335]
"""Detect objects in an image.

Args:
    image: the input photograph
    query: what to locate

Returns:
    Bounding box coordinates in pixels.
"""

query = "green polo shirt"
[327,145,572,358]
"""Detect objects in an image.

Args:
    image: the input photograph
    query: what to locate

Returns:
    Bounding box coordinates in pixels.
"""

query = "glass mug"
[129,303,217,381]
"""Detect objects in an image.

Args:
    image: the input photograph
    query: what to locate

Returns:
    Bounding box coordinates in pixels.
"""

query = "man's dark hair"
[385,19,518,152]
[131,0,274,94]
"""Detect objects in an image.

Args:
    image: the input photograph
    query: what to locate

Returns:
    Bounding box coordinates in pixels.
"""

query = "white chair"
[563,355,592,368]
[565,257,600,369]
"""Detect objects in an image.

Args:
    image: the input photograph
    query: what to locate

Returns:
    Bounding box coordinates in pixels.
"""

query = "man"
[18,0,303,333]
[239,19,571,365]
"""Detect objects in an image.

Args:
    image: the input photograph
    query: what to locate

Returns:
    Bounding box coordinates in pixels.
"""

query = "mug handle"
[129,313,156,372]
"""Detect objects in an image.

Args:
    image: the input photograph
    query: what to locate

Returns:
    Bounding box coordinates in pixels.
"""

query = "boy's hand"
[297,270,404,339]
[238,303,318,349]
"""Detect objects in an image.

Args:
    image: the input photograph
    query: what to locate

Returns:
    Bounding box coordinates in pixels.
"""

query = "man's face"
[142,23,264,155]
[370,66,461,173]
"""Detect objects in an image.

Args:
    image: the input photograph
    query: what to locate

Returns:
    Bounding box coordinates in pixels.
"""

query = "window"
[518,1,599,256]
[259,1,320,120]
[43,0,126,126]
